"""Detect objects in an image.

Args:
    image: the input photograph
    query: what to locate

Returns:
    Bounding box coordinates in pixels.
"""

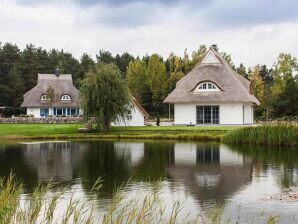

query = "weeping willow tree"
[80,62,131,132]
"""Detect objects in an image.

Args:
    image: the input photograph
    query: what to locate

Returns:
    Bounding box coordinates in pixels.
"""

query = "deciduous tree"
[146,54,167,115]
[80,62,131,132]
[271,53,298,99]
[249,65,265,116]
[126,58,147,100]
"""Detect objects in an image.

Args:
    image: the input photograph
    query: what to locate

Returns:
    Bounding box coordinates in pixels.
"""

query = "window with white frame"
[194,82,220,92]
[61,95,71,101]
[41,94,50,101]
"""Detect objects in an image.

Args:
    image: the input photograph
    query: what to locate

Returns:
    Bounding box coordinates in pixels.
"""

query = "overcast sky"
[1,0,298,67]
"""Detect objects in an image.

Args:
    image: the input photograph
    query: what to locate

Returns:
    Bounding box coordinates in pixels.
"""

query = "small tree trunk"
[102,119,111,133]
[156,114,160,126]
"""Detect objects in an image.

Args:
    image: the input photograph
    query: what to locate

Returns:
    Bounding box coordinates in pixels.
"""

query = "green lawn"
[0,123,240,141]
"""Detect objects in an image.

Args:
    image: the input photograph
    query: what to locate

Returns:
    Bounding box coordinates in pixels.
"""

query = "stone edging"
[0,117,84,124]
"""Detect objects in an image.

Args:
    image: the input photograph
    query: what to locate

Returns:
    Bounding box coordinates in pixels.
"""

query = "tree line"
[0,42,297,119]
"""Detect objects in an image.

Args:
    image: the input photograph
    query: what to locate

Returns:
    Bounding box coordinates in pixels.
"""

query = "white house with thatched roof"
[21,70,149,126]
[21,70,81,118]
[113,95,149,126]
[164,47,260,125]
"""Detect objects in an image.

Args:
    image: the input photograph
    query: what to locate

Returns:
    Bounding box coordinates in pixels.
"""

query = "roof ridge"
[130,95,149,118]
[209,48,252,98]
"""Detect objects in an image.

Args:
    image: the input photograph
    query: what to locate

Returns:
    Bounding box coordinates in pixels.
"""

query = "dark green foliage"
[0,43,21,107]
[80,62,131,132]
[272,77,298,117]
[236,63,248,78]
[115,52,134,78]
[259,64,273,85]
[75,53,95,87]
[96,50,115,64]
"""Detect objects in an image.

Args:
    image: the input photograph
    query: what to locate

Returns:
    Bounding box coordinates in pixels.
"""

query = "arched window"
[41,94,50,101]
[194,82,220,92]
[61,95,71,101]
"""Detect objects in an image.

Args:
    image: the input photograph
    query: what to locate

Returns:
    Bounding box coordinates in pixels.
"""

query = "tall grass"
[0,175,281,224]
[223,123,298,147]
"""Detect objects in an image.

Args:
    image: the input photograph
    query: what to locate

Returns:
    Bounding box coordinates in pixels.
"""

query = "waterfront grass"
[0,124,238,142]
[1,123,297,147]
[223,123,298,147]
[0,176,281,224]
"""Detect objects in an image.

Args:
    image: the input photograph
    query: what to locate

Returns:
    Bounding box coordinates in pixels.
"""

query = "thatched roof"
[163,47,260,105]
[130,95,149,118]
[21,74,80,108]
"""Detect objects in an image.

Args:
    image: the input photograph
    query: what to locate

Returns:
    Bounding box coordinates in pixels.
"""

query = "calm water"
[0,141,298,223]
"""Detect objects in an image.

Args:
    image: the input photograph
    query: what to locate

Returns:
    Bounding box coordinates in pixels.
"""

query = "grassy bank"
[0,124,238,142]
[1,123,297,147]
[223,123,298,147]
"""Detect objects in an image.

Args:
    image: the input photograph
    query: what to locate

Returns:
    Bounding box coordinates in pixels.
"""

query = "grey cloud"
[14,0,298,28]
[202,0,298,26]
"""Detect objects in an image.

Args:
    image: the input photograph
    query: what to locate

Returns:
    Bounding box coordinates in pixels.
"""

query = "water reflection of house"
[168,143,252,203]
[22,142,85,181]
[114,142,144,167]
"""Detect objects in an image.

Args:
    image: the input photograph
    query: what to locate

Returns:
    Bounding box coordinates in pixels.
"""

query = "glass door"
[196,106,219,124]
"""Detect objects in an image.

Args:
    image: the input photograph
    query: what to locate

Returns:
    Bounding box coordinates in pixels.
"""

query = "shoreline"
[0,123,232,143]
[0,133,223,143]
[1,123,297,147]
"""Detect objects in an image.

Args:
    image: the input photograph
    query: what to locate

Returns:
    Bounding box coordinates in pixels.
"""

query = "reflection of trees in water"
[77,141,131,197]
[132,142,174,181]
[77,141,175,197]
[2,141,297,203]
[0,144,38,192]
[227,144,298,189]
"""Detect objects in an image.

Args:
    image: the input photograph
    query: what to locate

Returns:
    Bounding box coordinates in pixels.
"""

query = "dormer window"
[41,94,50,101]
[194,82,220,92]
[61,95,71,101]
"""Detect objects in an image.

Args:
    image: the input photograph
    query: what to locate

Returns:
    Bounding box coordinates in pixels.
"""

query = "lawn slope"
[0,124,238,141]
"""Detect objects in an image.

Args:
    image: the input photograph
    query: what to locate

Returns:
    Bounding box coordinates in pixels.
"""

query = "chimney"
[211,44,218,51]
[55,68,60,77]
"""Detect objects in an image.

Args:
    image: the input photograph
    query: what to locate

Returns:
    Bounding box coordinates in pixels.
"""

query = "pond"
[0,140,298,223]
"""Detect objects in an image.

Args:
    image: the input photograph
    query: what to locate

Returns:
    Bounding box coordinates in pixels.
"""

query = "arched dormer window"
[193,82,220,92]
[41,94,50,101]
[61,95,71,101]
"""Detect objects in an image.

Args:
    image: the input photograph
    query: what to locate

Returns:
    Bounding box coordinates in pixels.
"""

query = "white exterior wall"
[26,107,82,118]
[219,103,243,125]
[243,104,253,124]
[113,104,145,126]
[174,104,197,125]
[26,108,41,118]
[174,103,254,125]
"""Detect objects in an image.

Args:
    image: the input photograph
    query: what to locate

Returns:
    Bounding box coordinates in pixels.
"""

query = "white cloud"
[0,0,298,68]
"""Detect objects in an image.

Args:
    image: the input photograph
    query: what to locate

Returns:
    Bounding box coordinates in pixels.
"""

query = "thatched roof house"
[164,47,260,125]
[21,73,80,108]
[21,70,148,126]
[21,70,81,117]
